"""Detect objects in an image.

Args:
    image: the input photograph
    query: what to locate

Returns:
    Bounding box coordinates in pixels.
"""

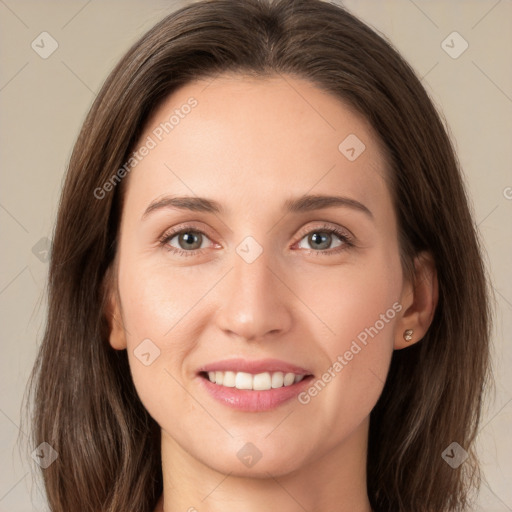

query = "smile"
[202,370,306,391]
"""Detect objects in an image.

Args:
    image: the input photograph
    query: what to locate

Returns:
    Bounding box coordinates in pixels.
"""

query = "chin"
[198,441,309,478]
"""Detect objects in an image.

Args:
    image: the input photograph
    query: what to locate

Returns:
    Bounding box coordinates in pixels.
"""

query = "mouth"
[195,358,315,411]
[196,357,314,390]
[199,370,313,391]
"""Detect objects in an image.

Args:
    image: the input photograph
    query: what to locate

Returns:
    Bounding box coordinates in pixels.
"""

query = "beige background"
[0,0,511,510]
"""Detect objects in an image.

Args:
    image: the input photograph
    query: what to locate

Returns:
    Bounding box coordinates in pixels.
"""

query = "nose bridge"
[233,241,272,304]
[214,238,291,340]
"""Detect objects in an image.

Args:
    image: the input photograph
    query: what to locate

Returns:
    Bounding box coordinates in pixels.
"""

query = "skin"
[107,74,438,512]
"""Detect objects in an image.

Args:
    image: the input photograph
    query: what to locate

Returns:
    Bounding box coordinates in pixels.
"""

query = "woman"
[27,0,492,510]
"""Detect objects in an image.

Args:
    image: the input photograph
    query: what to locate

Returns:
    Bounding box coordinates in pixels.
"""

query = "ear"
[103,266,127,350]
[394,251,438,350]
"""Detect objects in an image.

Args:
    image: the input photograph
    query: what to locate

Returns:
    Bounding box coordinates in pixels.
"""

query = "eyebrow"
[284,194,373,218]
[142,194,373,220]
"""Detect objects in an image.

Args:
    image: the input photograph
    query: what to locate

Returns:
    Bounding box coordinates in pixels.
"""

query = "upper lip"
[197,358,313,376]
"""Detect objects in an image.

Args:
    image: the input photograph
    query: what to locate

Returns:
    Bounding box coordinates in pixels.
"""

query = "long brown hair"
[26,0,492,510]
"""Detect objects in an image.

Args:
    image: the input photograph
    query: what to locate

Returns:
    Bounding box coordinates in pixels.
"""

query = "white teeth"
[253,372,272,390]
[205,370,307,390]
[222,371,236,387]
[283,373,295,386]
[235,372,253,390]
[271,371,284,388]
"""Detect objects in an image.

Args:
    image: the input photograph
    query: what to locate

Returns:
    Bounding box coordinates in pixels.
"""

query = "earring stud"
[403,329,413,342]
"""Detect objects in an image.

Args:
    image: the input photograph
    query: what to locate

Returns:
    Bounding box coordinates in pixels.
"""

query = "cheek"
[293,249,402,352]
[294,250,402,422]
[118,255,213,340]
[116,257,211,411]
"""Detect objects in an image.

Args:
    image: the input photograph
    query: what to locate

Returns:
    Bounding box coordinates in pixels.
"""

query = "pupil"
[310,232,330,250]
[181,232,200,249]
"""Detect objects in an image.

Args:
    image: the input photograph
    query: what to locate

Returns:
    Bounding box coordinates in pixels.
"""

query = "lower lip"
[197,374,313,412]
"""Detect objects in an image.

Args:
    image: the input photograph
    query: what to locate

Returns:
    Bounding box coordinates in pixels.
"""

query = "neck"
[156,416,372,512]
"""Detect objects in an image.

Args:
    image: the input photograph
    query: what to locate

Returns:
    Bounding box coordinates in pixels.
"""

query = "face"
[108,74,414,477]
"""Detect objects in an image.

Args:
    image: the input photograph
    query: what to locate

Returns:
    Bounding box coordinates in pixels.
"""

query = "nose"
[214,243,293,342]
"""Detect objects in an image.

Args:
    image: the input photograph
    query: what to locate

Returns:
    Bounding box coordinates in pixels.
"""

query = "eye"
[159,223,354,257]
[295,225,353,255]
[159,226,216,256]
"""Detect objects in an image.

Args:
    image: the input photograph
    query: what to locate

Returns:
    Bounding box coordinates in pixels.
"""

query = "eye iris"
[179,232,202,250]
[309,232,331,250]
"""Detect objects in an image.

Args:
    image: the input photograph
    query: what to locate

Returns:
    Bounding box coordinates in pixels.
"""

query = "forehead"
[123,73,391,220]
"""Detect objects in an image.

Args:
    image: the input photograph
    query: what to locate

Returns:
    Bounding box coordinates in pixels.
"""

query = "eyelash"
[158,223,354,257]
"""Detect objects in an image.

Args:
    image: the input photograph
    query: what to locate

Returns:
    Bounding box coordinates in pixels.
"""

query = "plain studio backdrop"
[0,0,511,510]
